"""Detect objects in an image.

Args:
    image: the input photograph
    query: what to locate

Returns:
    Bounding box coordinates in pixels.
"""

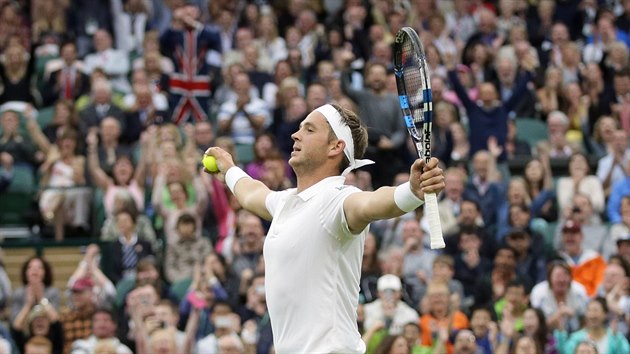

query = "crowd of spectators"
[0,0,630,353]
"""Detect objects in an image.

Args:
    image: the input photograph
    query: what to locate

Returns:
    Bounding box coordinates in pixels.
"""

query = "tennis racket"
[393,27,444,249]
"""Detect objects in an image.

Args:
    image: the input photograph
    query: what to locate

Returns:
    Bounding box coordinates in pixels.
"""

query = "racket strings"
[401,41,427,125]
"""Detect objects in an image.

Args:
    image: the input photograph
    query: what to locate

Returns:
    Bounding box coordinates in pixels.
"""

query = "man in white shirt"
[71,309,132,354]
[205,103,444,353]
[363,274,419,335]
[84,29,131,93]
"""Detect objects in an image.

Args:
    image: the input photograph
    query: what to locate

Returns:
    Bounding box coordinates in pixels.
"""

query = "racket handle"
[424,192,445,249]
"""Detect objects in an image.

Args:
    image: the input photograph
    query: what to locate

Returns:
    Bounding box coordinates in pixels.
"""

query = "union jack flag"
[168,29,212,124]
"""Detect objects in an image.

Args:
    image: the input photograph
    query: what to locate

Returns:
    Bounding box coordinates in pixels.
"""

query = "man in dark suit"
[42,41,90,107]
[79,79,125,135]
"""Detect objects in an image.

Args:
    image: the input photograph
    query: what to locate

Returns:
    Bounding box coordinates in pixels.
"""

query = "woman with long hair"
[523,157,556,221]
[557,297,630,354]
[522,307,558,354]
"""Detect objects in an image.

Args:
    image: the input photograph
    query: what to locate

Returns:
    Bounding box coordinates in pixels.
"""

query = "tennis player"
[205,103,445,353]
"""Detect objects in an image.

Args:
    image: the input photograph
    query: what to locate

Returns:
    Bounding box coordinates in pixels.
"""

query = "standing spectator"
[42,41,90,107]
[11,256,60,319]
[340,59,406,188]
[83,29,131,94]
[493,54,538,119]
[159,3,221,124]
[110,0,152,56]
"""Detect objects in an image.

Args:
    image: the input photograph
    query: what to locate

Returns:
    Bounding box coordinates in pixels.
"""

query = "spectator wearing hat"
[554,193,611,259]
[66,245,116,310]
[555,218,607,297]
[60,277,97,354]
[363,274,419,337]
[11,301,63,354]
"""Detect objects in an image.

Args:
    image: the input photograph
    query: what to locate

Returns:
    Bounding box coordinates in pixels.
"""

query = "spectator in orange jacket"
[555,219,606,296]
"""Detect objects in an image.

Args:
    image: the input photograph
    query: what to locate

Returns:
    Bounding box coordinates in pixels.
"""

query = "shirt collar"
[295,176,347,201]
[119,234,138,246]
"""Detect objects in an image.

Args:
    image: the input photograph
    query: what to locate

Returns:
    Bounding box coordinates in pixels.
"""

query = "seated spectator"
[0,152,13,193]
[557,152,605,216]
[133,300,198,354]
[537,67,562,119]
[40,100,80,146]
[78,79,126,136]
[244,132,284,180]
[60,277,97,354]
[70,309,132,354]
[523,157,556,222]
[596,128,630,199]
[453,226,494,306]
[24,336,53,354]
[401,220,438,305]
[83,29,131,94]
[34,129,90,241]
[66,244,116,309]
[473,246,527,308]
[438,167,468,236]
[431,255,465,310]
[0,109,39,170]
[597,261,630,337]
[556,297,630,354]
[164,213,212,284]
[463,150,505,230]
[607,161,630,224]
[11,257,61,322]
[151,161,208,244]
[88,117,135,177]
[554,193,611,260]
[11,301,63,354]
[0,43,39,105]
[363,274,419,336]
[110,208,154,283]
[450,121,470,164]
[537,111,575,159]
[469,306,497,354]
[555,219,606,297]
[230,211,265,286]
[505,228,547,285]
[41,41,90,107]
[217,72,270,156]
[530,261,588,333]
[613,234,630,265]
[493,280,528,332]
[100,190,158,252]
[195,302,243,354]
[496,178,531,241]
[419,281,469,350]
[521,307,557,354]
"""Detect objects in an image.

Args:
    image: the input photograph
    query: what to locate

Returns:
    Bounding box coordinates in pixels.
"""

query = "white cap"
[377,274,402,292]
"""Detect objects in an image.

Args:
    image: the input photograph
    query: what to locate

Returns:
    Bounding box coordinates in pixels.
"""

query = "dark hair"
[525,307,549,350]
[546,259,572,282]
[374,335,405,354]
[114,206,138,224]
[591,296,608,314]
[21,256,54,287]
[176,213,197,228]
[471,304,498,321]
[93,307,117,323]
[461,198,481,211]
[495,245,517,259]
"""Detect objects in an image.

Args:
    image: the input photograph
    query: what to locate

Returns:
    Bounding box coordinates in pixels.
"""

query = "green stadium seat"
[37,106,56,129]
[514,118,548,148]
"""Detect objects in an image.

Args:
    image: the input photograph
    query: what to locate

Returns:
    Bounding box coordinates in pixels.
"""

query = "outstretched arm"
[204,147,273,220]
[344,158,444,233]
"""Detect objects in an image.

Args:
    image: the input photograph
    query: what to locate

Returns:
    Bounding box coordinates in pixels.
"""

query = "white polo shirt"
[264,176,367,354]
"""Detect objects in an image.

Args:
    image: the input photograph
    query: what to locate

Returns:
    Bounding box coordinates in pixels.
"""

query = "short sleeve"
[320,185,364,239]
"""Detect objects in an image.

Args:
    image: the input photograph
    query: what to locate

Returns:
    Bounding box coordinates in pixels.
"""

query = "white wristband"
[394,182,424,212]
[225,167,251,194]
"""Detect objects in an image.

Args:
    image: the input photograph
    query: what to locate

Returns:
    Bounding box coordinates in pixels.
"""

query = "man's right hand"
[203,147,236,180]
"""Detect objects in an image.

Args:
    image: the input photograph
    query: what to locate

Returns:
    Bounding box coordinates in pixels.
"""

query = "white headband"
[315,104,374,176]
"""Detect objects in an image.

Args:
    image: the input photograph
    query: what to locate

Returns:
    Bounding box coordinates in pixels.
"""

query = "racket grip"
[424,192,445,249]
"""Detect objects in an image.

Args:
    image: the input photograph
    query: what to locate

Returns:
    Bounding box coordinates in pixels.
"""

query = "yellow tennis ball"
[202,155,218,173]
